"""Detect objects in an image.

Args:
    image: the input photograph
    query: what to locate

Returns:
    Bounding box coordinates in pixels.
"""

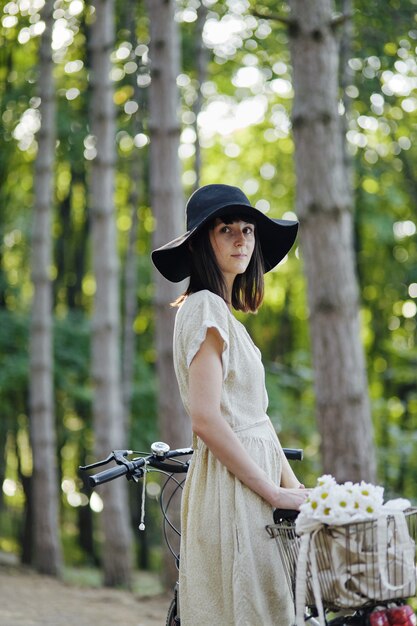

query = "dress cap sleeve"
[180,291,229,380]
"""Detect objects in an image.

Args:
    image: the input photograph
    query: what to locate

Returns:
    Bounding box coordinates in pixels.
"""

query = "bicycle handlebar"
[80,444,303,488]
[81,447,194,488]
[283,448,303,461]
[88,462,134,487]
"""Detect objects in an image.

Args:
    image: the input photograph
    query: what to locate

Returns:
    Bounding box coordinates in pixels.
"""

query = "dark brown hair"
[172,214,265,312]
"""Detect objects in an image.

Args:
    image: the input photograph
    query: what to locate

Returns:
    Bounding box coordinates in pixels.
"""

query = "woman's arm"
[188,327,308,510]
[278,441,304,488]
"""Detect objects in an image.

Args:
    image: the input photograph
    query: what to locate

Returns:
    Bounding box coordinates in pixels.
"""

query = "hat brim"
[151,204,298,283]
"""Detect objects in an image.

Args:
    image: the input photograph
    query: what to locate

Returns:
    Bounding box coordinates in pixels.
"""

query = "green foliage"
[0,310,29,419]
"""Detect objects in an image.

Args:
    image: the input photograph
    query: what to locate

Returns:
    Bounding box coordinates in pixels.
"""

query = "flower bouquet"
[296,474,392,532]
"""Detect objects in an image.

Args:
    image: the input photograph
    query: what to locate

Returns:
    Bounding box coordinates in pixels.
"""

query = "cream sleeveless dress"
[173,289,294,626]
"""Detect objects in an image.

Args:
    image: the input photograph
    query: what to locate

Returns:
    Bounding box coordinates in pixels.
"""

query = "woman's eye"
[218,224,253,235]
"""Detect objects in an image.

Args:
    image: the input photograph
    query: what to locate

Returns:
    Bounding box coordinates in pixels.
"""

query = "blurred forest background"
[1,0,416,589]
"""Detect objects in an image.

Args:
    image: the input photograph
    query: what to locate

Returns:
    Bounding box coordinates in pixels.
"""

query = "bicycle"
[80,440,303,625]
[267,507,417,625]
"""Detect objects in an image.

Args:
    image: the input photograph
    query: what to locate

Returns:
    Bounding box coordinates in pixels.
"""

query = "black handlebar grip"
[88,463,129,487]
[273,508,299,524]
[283,448,303,461]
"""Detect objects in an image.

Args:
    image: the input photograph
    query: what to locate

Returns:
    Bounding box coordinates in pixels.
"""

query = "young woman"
[152,184,309,625]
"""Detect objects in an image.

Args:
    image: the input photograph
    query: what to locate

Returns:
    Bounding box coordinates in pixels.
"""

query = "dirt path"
[0,563,171,626]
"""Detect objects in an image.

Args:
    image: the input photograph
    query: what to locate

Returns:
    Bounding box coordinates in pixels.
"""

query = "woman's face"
[209,217,256,284]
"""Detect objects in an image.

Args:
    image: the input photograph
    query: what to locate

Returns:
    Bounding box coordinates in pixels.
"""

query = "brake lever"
[79,449,132,471]
[113,450,134,468]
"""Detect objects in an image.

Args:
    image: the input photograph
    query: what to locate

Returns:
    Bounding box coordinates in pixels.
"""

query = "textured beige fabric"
[173,290,294,625]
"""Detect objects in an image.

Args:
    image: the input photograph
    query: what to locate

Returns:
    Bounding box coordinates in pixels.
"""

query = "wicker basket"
[267,507,417,611]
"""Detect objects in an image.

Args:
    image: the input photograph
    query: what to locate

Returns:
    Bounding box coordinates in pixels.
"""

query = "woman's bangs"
[212,210,256,227]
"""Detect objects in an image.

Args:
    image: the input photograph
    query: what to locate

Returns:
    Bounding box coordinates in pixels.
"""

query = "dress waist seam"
[232,417,269,433]
[192,417,270,450]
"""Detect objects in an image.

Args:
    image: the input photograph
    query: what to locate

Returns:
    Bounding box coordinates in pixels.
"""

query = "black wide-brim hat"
[151,184,298,283]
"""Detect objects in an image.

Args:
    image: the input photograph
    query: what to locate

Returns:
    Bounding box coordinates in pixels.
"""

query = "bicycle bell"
[151,441,170,457]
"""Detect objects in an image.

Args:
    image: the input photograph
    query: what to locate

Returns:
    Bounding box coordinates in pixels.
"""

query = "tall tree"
[89,0,133,587]
[146,0,192,585]
[287,0,376,482]
[192,2,209,189]
[146,0,190,449]
[29,0,62,575]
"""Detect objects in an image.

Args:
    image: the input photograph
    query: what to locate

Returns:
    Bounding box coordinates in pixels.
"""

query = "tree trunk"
[146,0,191,448]
[29,0,62,576]
[146,0,192,587]
[89,0,133,587]
[287,0,376,482]
[193,2,209,189]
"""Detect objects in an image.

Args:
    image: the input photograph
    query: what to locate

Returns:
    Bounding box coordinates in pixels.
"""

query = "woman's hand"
[272,486,311,511]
